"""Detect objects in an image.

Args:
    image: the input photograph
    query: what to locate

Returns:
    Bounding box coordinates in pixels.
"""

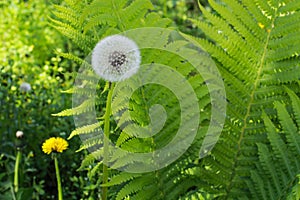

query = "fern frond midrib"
[112,0,126,31]
[225,5,278,196]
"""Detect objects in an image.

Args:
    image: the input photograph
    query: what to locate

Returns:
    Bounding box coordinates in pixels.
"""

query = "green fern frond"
[120,0,153,28]
[52,4,81,28]
[189,0,300,198]
[248,89,300,199]
[83,14,117,33]
[87,162,102,180]
[68,122,102,139]
[61,87,95,96]
[76,135,103,153]
[143,12,172,27]
[52,99,95,116]
[79,149,103,171]
[101,172,142,187]
[52,0,300,199]
[49,17,94,52]
[55,51,88,65]
[286,175,300,200]
[179,189,217,200]
[115,174,154,200]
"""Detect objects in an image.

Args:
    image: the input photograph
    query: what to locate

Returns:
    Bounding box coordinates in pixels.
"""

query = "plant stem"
[54,155,63,200]
[102,82,114,200]
[14,149,21,193]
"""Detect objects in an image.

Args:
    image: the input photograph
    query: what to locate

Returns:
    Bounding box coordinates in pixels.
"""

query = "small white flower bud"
[16,131,24,138]
[20,82,31,92]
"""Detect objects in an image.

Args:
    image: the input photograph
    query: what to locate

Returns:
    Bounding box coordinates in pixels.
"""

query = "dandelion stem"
[14,149,21,193]
[102,82,114,200]
[54,155,63,200]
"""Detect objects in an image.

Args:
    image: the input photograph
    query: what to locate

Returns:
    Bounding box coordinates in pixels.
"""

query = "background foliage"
[0,0,87,199]
[1,0,300,199]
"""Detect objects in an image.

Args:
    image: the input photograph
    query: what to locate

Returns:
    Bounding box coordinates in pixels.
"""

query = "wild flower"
[42,137,68,200]
[42,137,68,154]
[19,82,31,92]
[16,130,24,138]
[91,35,141,82]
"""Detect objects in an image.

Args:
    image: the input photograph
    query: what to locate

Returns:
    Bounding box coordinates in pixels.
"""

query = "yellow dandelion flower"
[258,22,265,29]
[42,137,68,154]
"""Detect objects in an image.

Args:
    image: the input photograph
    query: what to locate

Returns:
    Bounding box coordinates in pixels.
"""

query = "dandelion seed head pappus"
[91,35,141,82]
[20,82,31,92]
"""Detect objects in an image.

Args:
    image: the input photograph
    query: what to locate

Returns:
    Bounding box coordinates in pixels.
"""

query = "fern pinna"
[51,0,300,199]
[190,0,300,199]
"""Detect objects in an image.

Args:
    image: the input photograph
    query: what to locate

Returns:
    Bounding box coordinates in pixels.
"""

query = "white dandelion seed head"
[91,35,141,82]
[16,130,24,138]
[20,82,31,92]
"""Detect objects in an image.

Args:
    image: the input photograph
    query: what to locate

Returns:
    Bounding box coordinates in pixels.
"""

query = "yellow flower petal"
[258,22,265,29]
[42,137,68,154]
